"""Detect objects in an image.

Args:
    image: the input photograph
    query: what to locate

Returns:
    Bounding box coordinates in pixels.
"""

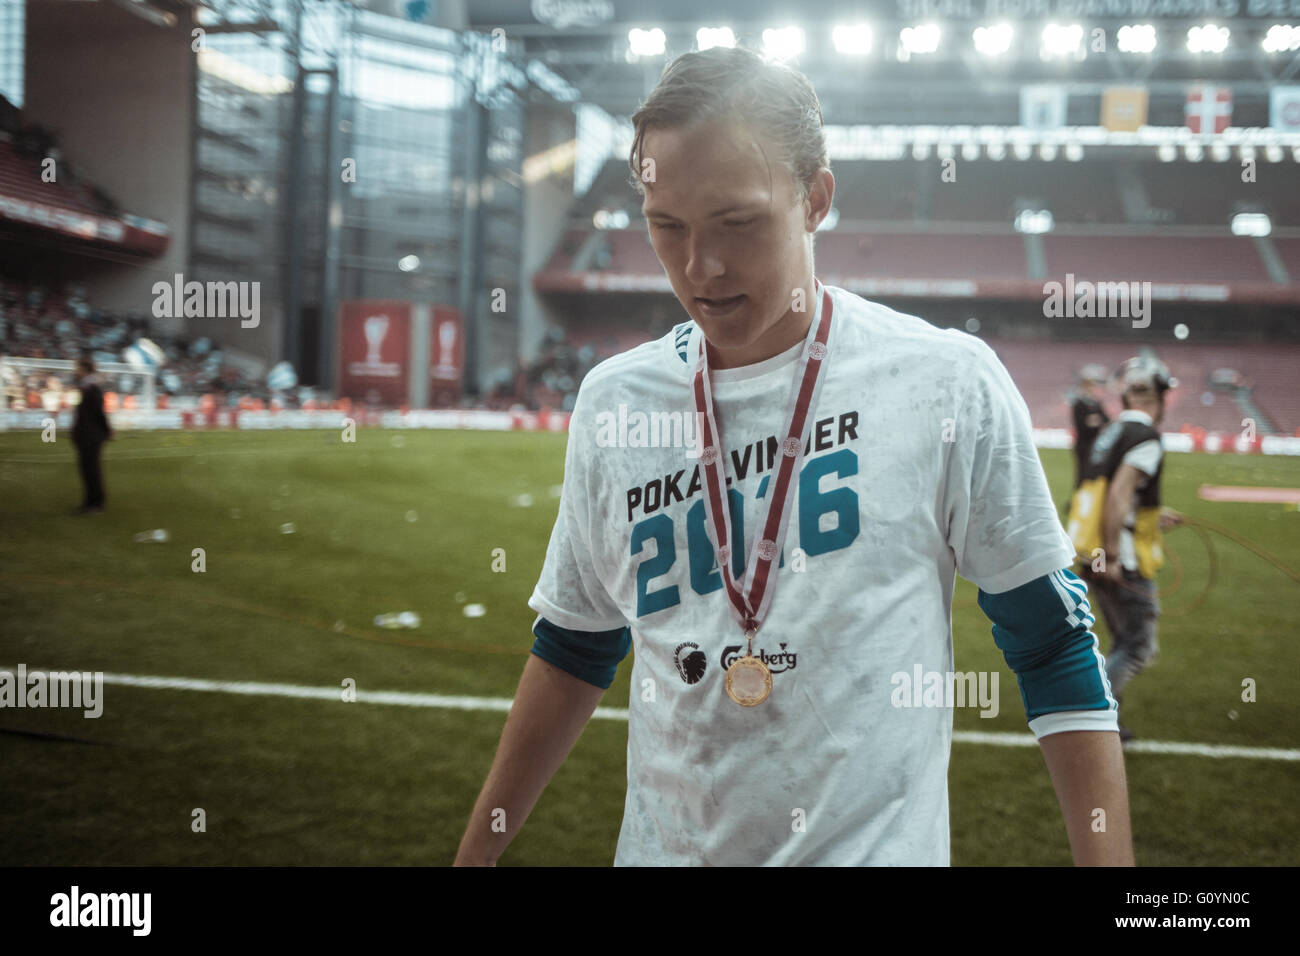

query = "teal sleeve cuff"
[530,616,632,690]
[977,568,1118,724]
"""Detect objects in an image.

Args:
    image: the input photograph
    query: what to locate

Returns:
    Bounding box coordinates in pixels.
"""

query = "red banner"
[337,300,411,406]
[429,305,464,405]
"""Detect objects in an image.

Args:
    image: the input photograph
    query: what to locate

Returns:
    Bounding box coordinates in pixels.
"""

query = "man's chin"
[692,318,755,351]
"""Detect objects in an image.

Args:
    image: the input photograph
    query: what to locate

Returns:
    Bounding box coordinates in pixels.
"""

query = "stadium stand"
[0,94,120,219]
[1136,161,1260,227]
[567,155,1299,230]
[0,276,265,408]
[993,339,1298,436]
[927,159,1128,225]
[1273,238,1300,280]
[0,94,168,258]
[817,160,926,221]
[533,148,1300,430]
[819,231,1029,281]
[542,154,1299,310]
[1041,235,1273,283]
[539,226,1291,296]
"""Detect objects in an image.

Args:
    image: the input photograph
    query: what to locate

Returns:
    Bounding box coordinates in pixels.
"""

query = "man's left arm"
[978,570,1134,866]
[949,338,1136,865]
[1038,729,1134,866]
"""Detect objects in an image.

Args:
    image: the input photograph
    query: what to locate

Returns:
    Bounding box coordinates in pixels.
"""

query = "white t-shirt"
[529,284,1079,866]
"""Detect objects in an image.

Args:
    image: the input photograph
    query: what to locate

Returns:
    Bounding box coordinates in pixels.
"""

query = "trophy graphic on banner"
[434,319,458,379]
[363,315,389,367]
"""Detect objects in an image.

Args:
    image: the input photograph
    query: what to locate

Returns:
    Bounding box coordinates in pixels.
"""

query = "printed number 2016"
[631,449,859,618]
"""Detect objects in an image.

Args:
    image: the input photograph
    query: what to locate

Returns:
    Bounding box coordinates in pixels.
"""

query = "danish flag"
[1185,85,1232,134]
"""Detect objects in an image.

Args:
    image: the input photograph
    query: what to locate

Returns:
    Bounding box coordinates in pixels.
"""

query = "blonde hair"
[628,46,829,202]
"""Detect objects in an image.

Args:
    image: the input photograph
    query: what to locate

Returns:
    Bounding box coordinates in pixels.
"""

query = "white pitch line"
[4,668,1296,761]
[948,729,1298,761]
[65,670,632,722]
[1114,739,1300,761]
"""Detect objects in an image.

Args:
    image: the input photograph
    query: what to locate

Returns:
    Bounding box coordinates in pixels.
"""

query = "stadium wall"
[4,407,1297,458]
[23,0,193,333]
[519,103,576,364]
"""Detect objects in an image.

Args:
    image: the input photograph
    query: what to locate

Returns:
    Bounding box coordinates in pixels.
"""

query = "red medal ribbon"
[690,281,835,638]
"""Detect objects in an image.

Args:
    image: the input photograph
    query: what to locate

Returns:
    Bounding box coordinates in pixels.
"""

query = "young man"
[456,46,1133,866]
[1068,358,1182,742]
[71,354,113,515]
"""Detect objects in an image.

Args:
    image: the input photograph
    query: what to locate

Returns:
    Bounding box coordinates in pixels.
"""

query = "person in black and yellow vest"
[1066,356,1184,742]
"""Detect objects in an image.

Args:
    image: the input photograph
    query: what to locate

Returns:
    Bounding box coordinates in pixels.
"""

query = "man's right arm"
[454,613,631,865]
[456,373,627,865]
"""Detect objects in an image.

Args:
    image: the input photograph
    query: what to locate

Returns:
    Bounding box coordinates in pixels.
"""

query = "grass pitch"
[0,428,1296,865]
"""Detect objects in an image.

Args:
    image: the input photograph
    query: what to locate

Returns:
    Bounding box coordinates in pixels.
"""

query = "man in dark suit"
[1070,364,1111,489]
[71,355,113,514]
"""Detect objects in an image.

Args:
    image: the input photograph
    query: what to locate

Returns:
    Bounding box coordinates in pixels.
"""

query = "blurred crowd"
[486,321,675,412]
[486,326,600,412]
[0,276,278,410]
[1,272,666,415]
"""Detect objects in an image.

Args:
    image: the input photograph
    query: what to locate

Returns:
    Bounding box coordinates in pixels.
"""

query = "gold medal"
[725,629,772,706]
[725,654,773,706]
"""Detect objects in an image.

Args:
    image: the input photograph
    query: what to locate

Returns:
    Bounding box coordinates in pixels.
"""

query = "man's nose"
[684,233,724,284]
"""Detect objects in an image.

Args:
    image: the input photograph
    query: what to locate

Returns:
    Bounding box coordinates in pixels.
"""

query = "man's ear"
[805,167,835,232]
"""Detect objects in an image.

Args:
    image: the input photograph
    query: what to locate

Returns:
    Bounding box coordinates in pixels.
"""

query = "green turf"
[1,428,1297,865]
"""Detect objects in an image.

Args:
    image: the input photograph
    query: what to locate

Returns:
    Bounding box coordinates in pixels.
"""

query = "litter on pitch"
[374,611,420,629]
[132,529,169,543]
[279,522,296,535]
[463,604,486,618]
[510,493,533,507]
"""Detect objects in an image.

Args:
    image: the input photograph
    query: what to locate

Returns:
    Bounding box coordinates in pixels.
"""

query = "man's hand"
[1101,559,1124,586]
[1158,507,1184,530]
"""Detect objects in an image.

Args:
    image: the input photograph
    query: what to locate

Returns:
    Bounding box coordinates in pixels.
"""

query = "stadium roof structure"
[77,0,214,30]
[460,0,1300,127]
[441,1,1300,306]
